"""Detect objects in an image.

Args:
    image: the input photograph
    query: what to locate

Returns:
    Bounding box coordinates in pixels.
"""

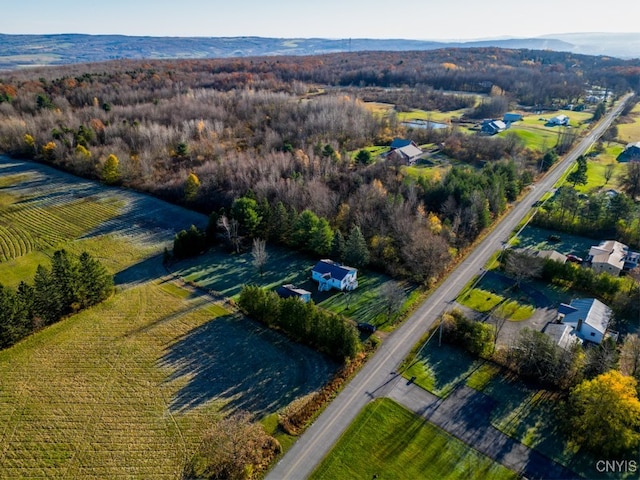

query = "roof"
[390,138,413,149]
[588,240,627,270]
[312,259,357,281]
[503,113,523,121]
[514,248,566,264]
[561,298,612,336]
[277,284,311,299]
[543,323,582,350]
[551,114,569,122]
[625,142,640,154]
[394,144,423,159]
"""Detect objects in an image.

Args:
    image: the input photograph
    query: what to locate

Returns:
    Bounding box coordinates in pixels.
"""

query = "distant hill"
[0,32,638,71]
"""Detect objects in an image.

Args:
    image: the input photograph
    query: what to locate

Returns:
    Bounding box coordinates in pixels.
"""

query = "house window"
[590,332,595,336]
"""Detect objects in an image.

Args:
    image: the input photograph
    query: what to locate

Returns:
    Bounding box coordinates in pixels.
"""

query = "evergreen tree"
[344,225,370,267]
[78,252,113,307]
[331,230,346,262]
[33,264,62,325]
[310,218,334,256]
[51,249,80,313]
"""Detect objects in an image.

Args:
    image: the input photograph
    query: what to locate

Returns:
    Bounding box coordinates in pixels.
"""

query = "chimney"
[576,318,583,332]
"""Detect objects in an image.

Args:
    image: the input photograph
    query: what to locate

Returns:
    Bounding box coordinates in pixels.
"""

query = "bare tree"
[619,162,640,199]
[251,238,269,277]
[380,281,407,324]
[603,162,616,185]
[217,215,240,253]
[503,249,543,288]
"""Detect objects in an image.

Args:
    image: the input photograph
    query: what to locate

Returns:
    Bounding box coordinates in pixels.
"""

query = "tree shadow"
[114,254,165,287]
[159,314,337,416]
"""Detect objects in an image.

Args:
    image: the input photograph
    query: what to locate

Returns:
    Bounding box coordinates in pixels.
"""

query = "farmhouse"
[619,142,640,161]
[276,284,312,303]
[548,114,569,126]
[388,138,423,165]
[481,119,507,135]
[311,259,358,292]
[556,298,615,345]
[586,240,639,276]
[503,112,523,123]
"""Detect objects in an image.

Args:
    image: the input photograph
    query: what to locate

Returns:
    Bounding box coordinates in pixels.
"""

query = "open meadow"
[0,157,336,478]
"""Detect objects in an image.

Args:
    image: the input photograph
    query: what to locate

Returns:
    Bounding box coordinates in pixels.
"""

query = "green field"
[311,398,517,480]
[617,103,640,143]
[458,288,534,321]
[173,245,410,328]
[0,281,334,478]
[0,157,337,478]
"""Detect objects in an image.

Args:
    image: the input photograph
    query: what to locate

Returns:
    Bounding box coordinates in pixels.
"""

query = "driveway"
[384,379,580,480]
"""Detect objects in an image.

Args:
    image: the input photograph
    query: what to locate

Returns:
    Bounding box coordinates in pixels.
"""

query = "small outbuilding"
[503,112,523,123]
[481,119,507,135]
[276,284,312,303]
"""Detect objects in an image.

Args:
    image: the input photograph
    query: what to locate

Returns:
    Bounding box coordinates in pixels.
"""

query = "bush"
[441,308,494,358]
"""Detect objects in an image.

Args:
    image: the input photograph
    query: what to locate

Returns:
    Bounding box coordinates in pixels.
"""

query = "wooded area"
[1,48,639,283]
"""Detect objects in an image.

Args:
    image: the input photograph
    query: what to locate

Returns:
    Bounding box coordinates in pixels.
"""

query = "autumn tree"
[603,162,616,184]
[184,172,200,202]
[185,411,280,480]
[620,334,640,380]
[101,154,120,185]
[566,371,640,456]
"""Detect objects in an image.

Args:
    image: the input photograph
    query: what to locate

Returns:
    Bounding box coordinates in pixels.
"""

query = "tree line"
[0,249,113,349]
[238,285,360,361]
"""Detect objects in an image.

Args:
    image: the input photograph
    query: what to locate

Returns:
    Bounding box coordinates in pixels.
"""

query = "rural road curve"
[266,94,632,480]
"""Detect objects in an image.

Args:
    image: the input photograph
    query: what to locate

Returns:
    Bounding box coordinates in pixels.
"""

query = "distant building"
[276,284,312,303]
[388,138,423,165]
[503,112,523,123]
[557,298,615,345]
[548,114,569,126]
[311,259,358,292]
[481,119,507,135]
[619,142,640,162]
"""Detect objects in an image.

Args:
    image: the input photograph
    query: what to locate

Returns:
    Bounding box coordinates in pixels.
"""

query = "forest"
[1,48,639,282]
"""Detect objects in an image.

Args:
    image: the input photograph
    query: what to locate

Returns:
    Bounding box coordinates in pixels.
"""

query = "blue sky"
[2,0,638,40]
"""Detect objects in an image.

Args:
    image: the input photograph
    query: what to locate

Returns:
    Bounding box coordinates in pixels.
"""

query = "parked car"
[566,254,583,263]
[356,322,376,334]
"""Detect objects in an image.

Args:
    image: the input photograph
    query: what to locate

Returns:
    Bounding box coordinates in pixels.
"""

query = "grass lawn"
[174,245,412,328]
[482,375,638,479]
[499,125,558,152]
[458,288,502,312]
[617,103,640,143]
[513,225,596,259]
[310,398,518,480]
[0,279,335,478]
[403,343,484,398]
[397,107,468,123]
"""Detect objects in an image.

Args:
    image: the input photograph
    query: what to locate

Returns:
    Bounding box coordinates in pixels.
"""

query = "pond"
[402,120,448,130]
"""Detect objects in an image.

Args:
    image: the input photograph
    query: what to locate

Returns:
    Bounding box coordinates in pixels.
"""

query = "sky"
[2,0,638,40]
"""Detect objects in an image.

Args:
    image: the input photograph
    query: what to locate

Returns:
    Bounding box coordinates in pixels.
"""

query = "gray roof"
[277,284,311,299]
[561,298,612,335]
[543,323,582,350]
[588,240,627,270]
[312,259,356,281]
[394,144,423,159]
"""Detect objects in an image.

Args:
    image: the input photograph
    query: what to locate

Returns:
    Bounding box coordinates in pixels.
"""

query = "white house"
[311,259,358,292]
[543,323,582,350]
[557,298,614,345]
[587,240,633,276]
[548,114,569,126]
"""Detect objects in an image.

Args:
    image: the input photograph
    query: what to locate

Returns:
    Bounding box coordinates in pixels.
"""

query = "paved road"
[266,95,632,480]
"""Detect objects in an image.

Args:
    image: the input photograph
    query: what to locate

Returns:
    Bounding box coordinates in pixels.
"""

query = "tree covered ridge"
[0,49,636,282]
[0,249,113,349]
